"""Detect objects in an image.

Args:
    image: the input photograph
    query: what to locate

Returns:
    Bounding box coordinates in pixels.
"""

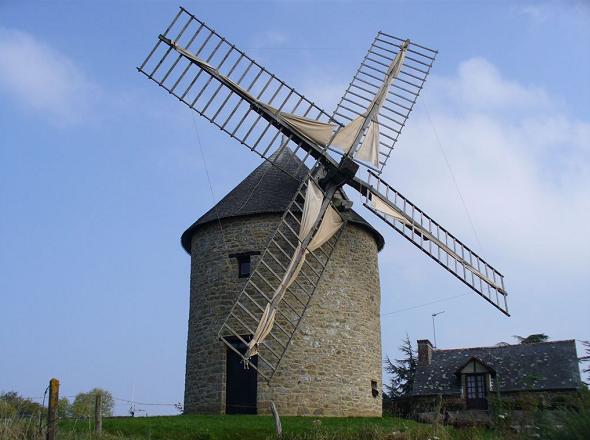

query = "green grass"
[59,414,499,440]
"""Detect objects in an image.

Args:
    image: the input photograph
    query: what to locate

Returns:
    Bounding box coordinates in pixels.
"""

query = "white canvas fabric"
[308,205,343,251]
[368,191,502,291]
[373,47,407,112]
[331,115,365,153]
[299,181,325,240]
[259,103,336,146]
[245,181,343,360]
[355,120,380,167]
[245,303,277,358]
[370,193,411,225]
[192,47,405,169]
[278,112,336,146]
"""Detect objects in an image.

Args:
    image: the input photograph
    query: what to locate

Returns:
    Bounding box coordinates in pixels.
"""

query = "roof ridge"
[434,339,576,353]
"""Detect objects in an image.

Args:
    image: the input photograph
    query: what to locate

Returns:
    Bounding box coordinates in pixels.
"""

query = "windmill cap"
[180,148,385,253]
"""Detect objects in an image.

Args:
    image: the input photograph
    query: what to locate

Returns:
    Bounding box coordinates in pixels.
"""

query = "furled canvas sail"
[245,181,343,359]
[369,192,411,225]
[355,120,379,166]
[273,111,336,147]
[173,45,403,168]
[331,115,364,153]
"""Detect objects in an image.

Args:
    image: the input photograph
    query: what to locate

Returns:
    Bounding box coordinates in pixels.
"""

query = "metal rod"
[138,7,183,71]
[379,31,438,53]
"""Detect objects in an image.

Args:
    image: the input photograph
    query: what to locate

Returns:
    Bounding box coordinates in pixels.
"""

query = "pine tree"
[580,340,590,385]
[513,333,549,344]
[384,335,416,399]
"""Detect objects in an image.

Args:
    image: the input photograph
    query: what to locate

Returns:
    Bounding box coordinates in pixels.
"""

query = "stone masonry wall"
[184,213,382,416]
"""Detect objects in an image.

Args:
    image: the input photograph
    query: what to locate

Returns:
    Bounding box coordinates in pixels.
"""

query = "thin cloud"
[428,57,555,114]
[382,57,590,279]
[248,30,289,49]
[0,28,99,126]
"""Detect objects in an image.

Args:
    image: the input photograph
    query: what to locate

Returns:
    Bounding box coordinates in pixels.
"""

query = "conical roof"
[180,149,384,253]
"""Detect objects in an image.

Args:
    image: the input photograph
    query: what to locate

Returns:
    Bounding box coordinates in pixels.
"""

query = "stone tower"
[182,149,384,416]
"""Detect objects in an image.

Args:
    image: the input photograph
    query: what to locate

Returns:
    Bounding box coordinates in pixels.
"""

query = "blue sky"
[1,1,589,415]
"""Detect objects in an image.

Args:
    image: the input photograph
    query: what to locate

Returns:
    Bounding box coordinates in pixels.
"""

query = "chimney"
[417,339,433,366]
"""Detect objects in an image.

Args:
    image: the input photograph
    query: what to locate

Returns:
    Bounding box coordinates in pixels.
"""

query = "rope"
[190,114,231,258]
[422,102,484,252]
[382,293,468,316]
[235,160,273,215]
[113,397,178,407]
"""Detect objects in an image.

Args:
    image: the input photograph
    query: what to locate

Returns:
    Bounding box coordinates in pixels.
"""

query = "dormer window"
[455,357,495,410]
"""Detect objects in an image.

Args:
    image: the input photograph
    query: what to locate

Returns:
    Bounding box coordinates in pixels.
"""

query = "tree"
[58,397,72,419]
[513,333,549,344]
[384,335,416,399]
[72,388,114,418]
[580,340,590,385]
[0,391,43,417]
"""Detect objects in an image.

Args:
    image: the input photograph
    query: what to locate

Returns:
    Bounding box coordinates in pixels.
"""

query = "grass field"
[59,414,499,440]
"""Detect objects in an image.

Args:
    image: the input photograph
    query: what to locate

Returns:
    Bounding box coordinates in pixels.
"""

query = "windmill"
[138,6,509,387]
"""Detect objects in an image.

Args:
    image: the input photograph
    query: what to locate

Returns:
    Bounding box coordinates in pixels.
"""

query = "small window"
[371,380,379,398]
[238,256,251,278]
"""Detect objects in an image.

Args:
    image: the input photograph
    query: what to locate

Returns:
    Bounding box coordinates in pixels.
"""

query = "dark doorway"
[225,336,257,414]
[465,373,488,410]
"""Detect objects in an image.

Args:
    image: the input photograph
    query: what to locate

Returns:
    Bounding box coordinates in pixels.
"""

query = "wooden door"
[225,338,257,414]
[465,374,488,410]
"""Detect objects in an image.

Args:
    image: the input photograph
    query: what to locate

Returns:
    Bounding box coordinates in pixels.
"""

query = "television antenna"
[431,310,445,348]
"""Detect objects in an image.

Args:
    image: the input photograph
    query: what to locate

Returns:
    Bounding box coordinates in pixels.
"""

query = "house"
[412,339,583,412]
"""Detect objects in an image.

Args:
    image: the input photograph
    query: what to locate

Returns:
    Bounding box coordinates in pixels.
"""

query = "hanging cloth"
[331,115,365,153]
[369,193,411,225]
[244,181,343,359]
[276,112,336,146]
[355,119,380,166]
[330,44,408,167]
[258,103,336,147]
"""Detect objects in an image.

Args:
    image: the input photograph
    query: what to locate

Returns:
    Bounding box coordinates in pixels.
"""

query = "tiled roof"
[181,148,385,253]
[413,340,583,396]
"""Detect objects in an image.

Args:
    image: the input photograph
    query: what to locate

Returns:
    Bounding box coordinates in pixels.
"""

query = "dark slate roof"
[181,148,385,253]
[413,340,583,396]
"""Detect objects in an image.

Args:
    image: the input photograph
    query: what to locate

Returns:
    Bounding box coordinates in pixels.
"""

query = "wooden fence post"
[46,378,59,440]
[95,392,103,434]
[270,401,282,437]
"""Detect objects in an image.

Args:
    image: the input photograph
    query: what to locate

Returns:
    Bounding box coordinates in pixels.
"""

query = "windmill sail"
[331,32,437,174]
[138,7,342,180]
[357,171,509,316]
[218,175,345,381]
[244,180,343,359]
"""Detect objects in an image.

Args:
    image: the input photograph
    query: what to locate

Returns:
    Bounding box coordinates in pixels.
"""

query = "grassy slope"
[60,415,497,440]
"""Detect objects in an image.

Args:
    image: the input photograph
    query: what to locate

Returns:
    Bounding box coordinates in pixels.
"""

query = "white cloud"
[248,30,289,49]
[517,4,551,23]
[516,1,590,25]
[382,57,590,280]
[0,28,99,126]
[429,58,554,113]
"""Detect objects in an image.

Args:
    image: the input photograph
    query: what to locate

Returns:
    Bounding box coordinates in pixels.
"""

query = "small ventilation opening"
[371,380,379,398]
[238,256,251,278]
[229,251,259,278]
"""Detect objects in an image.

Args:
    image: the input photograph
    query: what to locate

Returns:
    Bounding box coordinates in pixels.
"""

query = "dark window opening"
[229,251,259,278]
[238,256,251,278]
[371,380,379,398]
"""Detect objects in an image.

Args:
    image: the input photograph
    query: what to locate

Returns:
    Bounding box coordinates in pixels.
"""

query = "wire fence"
[6,386,182,419]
